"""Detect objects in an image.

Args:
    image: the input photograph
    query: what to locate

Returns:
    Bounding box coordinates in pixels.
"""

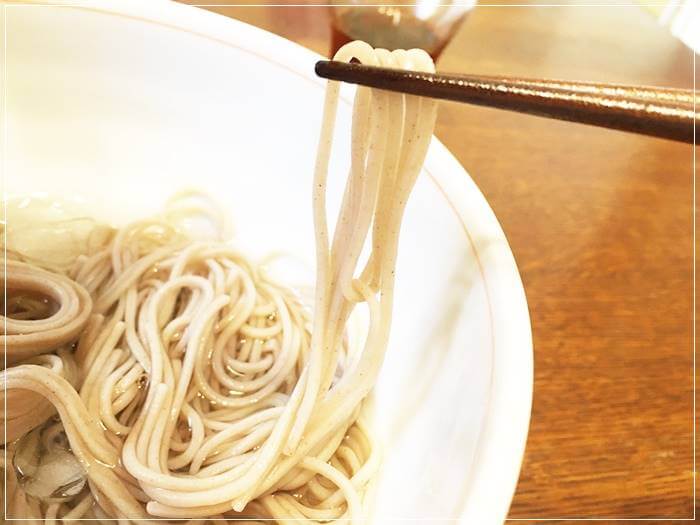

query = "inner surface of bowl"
[5,4,528,523]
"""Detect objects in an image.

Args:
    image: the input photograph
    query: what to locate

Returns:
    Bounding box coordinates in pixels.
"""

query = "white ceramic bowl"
[4,1,532,523]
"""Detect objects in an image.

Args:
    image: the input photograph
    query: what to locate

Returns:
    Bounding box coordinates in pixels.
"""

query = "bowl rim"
[9,1,533,522]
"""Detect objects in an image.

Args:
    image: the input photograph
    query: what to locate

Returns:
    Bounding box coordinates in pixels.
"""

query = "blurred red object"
[329,1,474,59]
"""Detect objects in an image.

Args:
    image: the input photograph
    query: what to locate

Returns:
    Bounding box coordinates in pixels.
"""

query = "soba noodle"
[1,41,437,523]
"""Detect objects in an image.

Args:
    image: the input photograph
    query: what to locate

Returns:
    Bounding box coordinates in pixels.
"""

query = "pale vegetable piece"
[2,195,113,273]
[13,424,86,503]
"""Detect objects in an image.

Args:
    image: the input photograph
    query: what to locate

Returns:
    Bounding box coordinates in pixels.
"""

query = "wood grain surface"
[181,2,696,521]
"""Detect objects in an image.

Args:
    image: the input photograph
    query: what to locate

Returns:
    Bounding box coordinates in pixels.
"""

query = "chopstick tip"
[315,60,331,79]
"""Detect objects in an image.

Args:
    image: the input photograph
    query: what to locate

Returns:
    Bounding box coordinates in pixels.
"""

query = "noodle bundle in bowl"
[6,4,533,522]
[2,42,439,523]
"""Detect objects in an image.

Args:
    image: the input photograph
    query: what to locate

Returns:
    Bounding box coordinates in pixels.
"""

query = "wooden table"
[181,2,695,521]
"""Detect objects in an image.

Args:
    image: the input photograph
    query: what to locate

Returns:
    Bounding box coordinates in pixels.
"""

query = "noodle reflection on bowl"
[1,42,439,523]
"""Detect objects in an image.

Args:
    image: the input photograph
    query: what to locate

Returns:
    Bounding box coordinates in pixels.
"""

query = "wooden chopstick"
[315,60,697,144]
